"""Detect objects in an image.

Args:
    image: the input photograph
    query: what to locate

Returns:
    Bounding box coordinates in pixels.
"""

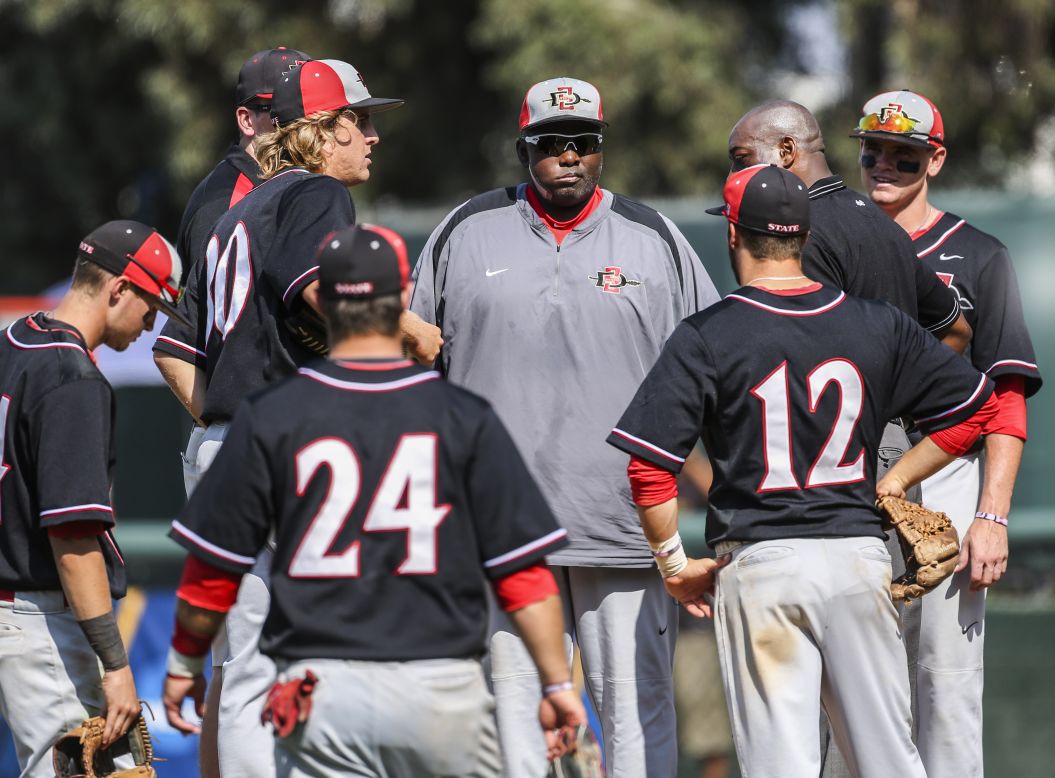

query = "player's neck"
[883,189,936,236]
[739,259,814,290]
[49,293,104,350]
[328,333,405,361]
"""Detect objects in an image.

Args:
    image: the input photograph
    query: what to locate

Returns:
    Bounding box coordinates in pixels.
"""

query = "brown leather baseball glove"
[52,714,156,778]
[877,495,960,603]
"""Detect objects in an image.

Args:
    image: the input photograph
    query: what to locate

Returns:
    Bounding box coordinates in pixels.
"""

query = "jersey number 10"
[289,434,451,578]
[751,359,866,492]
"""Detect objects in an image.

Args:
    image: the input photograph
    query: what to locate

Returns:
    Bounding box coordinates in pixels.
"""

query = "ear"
[235,106,255,139]
[515,139,529,168]
[927,146,947,177]
[400,285,412,309]
[108,276,130,305]
[727,222,738,250]
[778,136,798,169]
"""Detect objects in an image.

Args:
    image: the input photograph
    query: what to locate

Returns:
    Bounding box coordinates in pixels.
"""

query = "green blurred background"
[1,0,1052,775]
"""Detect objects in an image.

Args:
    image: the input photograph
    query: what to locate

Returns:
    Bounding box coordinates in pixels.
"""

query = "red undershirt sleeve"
[492,563,559,612]
[628,455,678,506]
[930,390,1001,456]
[47,521,108,539]
[176,554,242,614]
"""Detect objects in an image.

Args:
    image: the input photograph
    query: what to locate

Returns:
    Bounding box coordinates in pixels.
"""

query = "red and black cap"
[705,164,810,236]
[851,89,945,149]
[272,60,404,127]
[235,46,312,106]
[77,220,190,326]
[318,224,410,301]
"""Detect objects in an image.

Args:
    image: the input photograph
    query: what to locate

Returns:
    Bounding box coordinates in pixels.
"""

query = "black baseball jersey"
[155,143,262,366]
[0,315,126,597]
[170,358,568,662]
[913,212,1042,397]
[607,284,993,546]
[804,176,960,333]
[190,168,355,423]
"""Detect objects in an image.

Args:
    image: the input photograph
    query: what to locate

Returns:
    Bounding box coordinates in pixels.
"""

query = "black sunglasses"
[523,132,603,157]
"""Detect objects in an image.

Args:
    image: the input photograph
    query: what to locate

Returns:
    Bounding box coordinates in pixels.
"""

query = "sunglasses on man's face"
[523,133,603,157]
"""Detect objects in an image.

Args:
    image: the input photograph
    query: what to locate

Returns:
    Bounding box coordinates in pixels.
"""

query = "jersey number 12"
[751,359,866,492]
[289,435,451,578]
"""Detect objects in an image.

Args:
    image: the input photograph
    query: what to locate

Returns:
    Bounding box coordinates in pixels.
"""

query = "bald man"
[725,101,973,778]
[727,100,970,351]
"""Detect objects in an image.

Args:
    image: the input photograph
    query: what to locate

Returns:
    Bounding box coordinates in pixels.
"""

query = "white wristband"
[649,532,688,578]
[166,646,206,678]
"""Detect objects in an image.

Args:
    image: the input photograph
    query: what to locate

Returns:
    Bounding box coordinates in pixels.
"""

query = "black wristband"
[78,612,129,671]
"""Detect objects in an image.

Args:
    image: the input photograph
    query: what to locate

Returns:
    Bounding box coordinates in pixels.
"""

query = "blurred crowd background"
[1,1,1053,775]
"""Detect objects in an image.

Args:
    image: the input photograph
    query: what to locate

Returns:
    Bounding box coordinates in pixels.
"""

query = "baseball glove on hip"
[52,714,156,778]
[877,495,960,603]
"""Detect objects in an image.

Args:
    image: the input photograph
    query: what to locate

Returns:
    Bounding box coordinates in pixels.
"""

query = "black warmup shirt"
[170,359,568,662]
[803,176,960,333]
[608,284,992,547]
[0,315,126,597]
[185,168,355,423]
[914,213,1042,396]
[155,143,262,367]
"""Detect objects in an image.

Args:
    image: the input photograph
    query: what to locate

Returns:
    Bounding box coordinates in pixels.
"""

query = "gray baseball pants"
[274,657,500,777]
[714,537,925,778]
[489,565,679,778]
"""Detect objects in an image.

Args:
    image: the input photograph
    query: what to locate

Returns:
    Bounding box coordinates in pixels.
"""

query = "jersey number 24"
[751,359,866,492]
[289,434,452,578]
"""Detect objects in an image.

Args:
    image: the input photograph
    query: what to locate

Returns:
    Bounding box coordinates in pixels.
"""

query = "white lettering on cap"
[335,281,375,295]
[767,223,801,233]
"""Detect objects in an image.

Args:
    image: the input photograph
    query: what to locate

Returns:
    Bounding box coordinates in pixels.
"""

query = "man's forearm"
[879,436,958,496]
[155,354,206,425]
[978,433,1024,516]
[939,312,972,355]
[175,598,226,641]
[635,497,680,545]
[507,594,571,688]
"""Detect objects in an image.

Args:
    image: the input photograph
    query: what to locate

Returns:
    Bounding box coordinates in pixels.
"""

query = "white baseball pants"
[713,537,925,778]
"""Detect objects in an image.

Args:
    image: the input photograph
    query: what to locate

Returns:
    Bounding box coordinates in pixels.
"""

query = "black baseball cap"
[272,60,404,127]
[236,47,312,106]
[705,164,810,236]
[318,224,410,301]
[77,220,191,326]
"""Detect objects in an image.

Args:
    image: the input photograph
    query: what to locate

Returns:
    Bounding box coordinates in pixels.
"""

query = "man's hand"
[100,665,140,747]
[664,555,731,618]
[876,472,908,499]
[538,688,587,761]
[163,673,207,735]
[400,310,443,365]
[955,518,1008,591]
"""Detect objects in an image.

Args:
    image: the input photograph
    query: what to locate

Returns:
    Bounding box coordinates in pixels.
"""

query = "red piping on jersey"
[40,503,113,518]
[297,367,441,393]
[492,563,559,612]
[155,335,207,359]
[726,291,846,317]
[229,172,255,209]
[909,210,945,241]
[915,375,989,424]
[171,520,257,567]
[282,265,320,305]
[482,528,568,569]
[104,530,125,566]
[526,185,603,245]
[753,282,823,296]
[915,219,967,258]
[335,359,415,371]
[7,323,87,355]
[986,358,1040,373]
[627,455,678,506]
[609,428,685,465]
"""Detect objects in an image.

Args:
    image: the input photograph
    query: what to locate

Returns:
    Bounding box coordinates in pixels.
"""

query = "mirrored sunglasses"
[523,132,603,157]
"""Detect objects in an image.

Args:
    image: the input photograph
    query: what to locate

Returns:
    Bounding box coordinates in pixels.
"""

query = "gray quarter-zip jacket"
[411,184,720,566]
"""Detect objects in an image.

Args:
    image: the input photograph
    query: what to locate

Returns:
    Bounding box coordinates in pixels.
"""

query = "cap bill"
[849,128,935,149]
[346,96,405,115]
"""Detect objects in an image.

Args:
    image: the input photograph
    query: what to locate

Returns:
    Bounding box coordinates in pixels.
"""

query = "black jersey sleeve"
[886,308,993,432]
[606,320,714,473]
[467,407,569,579]
[970,244,1042,395]
[153,276,205,367]
[265,176,356,312]
[169,403,273,573]
[914,260,961,335]
[32,379,115,528]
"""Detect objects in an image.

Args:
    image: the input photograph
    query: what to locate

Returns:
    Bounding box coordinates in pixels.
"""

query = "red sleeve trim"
[492,563,559,612]
[176,554,242,614]
[47,520,108,539]
[172,619,213,657]
[984,375,1027,440]
[628,455,678,506]
[930,391,1000,456]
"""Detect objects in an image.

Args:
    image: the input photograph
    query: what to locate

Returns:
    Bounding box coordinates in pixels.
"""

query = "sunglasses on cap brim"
[855,111,939,145]
[123,253,191,325]
[522,132,603,156]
